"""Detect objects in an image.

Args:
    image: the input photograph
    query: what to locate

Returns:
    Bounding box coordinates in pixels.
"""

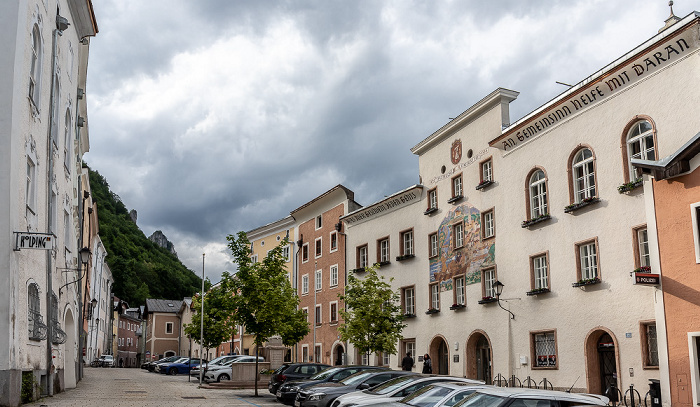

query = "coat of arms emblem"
[451,139,462,164]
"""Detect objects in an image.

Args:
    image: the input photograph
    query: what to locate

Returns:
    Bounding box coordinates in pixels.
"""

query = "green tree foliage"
[88,168,202,305]
[338,264,406,361]
[184,281,236,358]
[223,232,309,395]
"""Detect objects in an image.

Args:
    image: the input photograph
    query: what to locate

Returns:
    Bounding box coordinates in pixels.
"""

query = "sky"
[84,0,687,283]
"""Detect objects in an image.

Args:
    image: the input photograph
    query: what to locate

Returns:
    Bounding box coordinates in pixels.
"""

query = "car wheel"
[169,367,178,375]
[218,373,230,382]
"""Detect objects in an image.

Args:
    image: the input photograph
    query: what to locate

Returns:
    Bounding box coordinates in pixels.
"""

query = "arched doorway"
[64,309,76,388]
[466,331,492,384]
[333,344,345,366]
[584,328,620,395]
[429,336,449,375]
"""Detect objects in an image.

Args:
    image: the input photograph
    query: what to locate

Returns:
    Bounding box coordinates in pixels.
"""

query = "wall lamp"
[494,280,515,320]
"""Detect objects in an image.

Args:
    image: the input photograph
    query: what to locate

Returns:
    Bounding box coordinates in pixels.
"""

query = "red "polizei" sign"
[634,273,660,285]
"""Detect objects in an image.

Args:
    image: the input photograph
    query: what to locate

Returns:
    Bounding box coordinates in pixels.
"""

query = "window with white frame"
[166,322,173,334]
[357,245,368,268]
[482,210,494,239]
[693,202,700,264]
[29,24,42,107]
[430,283,440,310]
[428,188,438,210]
[572,148,596,203]
[532,254,548,290]
[302,243,309,263]
[302,274,309,295]
[403,287,415,315]
[454,222,464,248]
[330,265,338,287]
[316,215,323,229]
[577,240,598,280]
[302,307,308,323]
[382,352,390,366]
[636,227,650,269]
[454,276,465,306]
[315,238,322,258]
[482,268,496,298]
[360,352,368,365]
[315,305,322,325]
[481,158,493,182]
[627,120,655,180]
[330,231,338,252]
[429,233,438,258]
[250,254,258,263]
[282,245,290,262]
[401,230,414,256]
[378,238,390,263]
[315,269,322,291]
[452,174,463,198]
[529,170,548,218]
[404,341,416,363]
[63,209,71,251]
[330,302,338,322]
[532,331,557,368]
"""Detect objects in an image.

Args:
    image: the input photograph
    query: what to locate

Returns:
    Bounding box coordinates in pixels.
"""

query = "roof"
[632,131,700,180]
[290,184,355,215]
[144,298,183,314]
[246,215,295,239]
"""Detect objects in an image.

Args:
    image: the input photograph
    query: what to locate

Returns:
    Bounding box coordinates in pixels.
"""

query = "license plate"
[276,391,282,397]
[295,401,301,407]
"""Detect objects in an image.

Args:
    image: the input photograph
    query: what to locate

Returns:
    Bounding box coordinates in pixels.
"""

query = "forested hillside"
[88,167,202,306]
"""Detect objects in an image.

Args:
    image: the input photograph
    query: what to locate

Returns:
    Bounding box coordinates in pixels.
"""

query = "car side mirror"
[358,383,371,390]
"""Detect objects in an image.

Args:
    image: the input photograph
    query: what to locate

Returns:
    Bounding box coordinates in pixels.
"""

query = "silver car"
[452,387,609,407]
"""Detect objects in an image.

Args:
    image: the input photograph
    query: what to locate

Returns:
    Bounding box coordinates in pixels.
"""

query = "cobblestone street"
[27,367,280,407]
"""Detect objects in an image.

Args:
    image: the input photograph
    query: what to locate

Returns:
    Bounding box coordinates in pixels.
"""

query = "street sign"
[634,272,660,285]
[13,232,55,251]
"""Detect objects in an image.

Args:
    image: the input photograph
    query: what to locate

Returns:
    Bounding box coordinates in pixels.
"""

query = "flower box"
[618,178,643,194]
[404,313,416,319]
[449,303,466,310]
[396,254,415,261]
[633,266,651,273]
[475,180,494,191]
[478,297,497,304]
[564,197,600,213]
[526,288,551,296]
[425,308,440,315]
[378,261,391,267]
[572,277,601,287]
[521,214,551,228]
[424,207,438,215]
[350,267,366,273]
[447,195,464,204]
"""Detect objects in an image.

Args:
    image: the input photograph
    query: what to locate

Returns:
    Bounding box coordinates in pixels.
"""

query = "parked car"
[202,356,264,382]
[452,387,609,407]
[276,366,385,405]
[190,355,247,377]
[154,357,188,373]
[158,358,206,375]
[297,369,414,407]
[145,356,180,372]
[99,355,114,368]
[268,363,331,395]
[331,375,484,407]
[358,382,491,407]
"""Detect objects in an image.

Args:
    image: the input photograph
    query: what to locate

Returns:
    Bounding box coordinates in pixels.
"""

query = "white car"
[332,375,483,407]
[452,387,609,407]
[203,356,264,382]
[99,355,114,368]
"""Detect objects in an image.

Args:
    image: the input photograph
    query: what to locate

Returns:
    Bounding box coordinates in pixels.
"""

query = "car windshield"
[367,375,418,395]
[339,371,376,386]
[310,367,342,380]
[401,385,452,407]
[452,392,504,407]
[209,356,228,365]
[171,358,188,364]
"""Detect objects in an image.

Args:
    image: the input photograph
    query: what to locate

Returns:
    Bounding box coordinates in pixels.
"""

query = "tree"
[338,264,406,362]
[223,232,309,396]
[184,281,235,366]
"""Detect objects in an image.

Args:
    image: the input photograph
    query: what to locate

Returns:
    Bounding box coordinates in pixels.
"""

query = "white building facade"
[86,236,111,364]
[0,0,97,405]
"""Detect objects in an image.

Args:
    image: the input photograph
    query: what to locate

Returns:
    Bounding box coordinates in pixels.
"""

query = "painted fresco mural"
[429,203,495,291]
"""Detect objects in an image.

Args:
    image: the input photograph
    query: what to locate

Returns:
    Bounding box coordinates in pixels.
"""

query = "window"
[634,226,650,269]
[301,274,309,295]
[63,210,71,251]
[50,75,59,147]
[427,188,438,211]
[26,158,37,213]
[315,238,322,258]
[302,243,309,263]
[360,352,369,366]
[402,287,415,315]
[282,245,290,262]
[330,265,338,287]
[531,253,549,290]
[357,245,368,269]
[330,302,338,323]
[454,276,465,306]
[576,239,599,281]
[482,268,496,298]
[429,233,438,258]
[481,158,493,182]
[429,282,440,310]
[453,222,464,248]
[378,238,390,263]
[28,283,44,340]
[640,321,659,368]
[452,174,463,199]
[165,322,173,334]
[29,25,42,107]
[330,231,338,252]
[316,215,322,230]
[250,254,258,263]
[572,147,596,203]
[528,169,548,219]
[482,209,494,239]
[64,109,72,171]
[531,331,557,368]
[402,340,416,365]
[382,352,390,366]
[315,345,322,363]
[302,307,308,323]
[315,269,322,291]
[401,229,414,256]
[315,305,322,325]
[302,345,309,362]
[692,202,700,264]
[626,120,655,181]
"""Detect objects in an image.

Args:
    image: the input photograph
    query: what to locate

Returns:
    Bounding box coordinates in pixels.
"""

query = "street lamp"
[493,280,515,319]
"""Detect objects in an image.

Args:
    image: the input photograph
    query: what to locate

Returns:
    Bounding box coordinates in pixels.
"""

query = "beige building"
[144,299,183,360]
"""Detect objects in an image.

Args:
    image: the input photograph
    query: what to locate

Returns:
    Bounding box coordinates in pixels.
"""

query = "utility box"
[648,379,661,407]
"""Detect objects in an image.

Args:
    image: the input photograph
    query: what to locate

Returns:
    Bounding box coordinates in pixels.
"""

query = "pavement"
[27,367,281,407]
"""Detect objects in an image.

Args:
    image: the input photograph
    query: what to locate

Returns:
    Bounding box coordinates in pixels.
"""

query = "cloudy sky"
[84,0,686,282]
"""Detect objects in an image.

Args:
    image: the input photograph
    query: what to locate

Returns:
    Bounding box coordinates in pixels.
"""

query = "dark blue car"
[158,357,206,375]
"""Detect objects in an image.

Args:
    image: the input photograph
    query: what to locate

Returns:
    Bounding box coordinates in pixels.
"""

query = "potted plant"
[449,303,466,310]
[425,308,440,315]
[526,287,551,296]
[618,178,643,193]
[521,213,551,228]
[572,276,601,287]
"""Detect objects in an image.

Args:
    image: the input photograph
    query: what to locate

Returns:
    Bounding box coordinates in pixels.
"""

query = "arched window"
[572,148,596,203]
[28,283,46,340]
[528,169,548,219]
[626,120,655,180]
[64,109,72,171]
[29,24,42,107]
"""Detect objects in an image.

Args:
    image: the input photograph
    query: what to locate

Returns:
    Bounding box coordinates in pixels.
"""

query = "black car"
[297,369,415,407]
[269,363,331,395]
[276,366,385,405]
[144,355,181,372]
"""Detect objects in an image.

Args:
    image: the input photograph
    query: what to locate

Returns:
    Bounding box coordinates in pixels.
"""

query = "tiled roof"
[145,298,182,314]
